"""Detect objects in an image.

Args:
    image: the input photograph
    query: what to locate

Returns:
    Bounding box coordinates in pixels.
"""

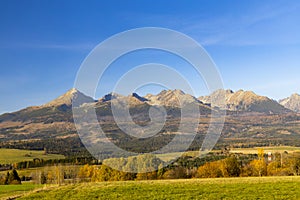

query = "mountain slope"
[0,89,94,141]
[279,93,300,113]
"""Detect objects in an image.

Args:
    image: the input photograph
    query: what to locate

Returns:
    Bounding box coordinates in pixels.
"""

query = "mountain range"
[62,88,300,113]
[1,88,300,155]
[2,88,298,116]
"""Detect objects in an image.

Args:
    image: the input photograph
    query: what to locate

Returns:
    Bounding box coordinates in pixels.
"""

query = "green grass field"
[0,182,43,199]
[16,176,300,200]
[0,149,65,164]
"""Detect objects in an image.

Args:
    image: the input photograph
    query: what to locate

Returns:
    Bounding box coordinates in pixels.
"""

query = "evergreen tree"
[8,169,21,185]
[40,172,47,184]
[4,172,9,185]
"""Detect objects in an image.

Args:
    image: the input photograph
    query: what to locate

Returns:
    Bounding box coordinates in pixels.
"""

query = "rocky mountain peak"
[98,92,148,107]
[147,89,200,107]
[99,92,124,102]
[291,93,300,98]
[131,93,148,102]
[279,93,300,112]
[43,88,94,107]
[199,89,290,114]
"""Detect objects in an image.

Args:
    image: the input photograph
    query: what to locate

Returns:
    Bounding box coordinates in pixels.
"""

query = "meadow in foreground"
[18,176,300,200]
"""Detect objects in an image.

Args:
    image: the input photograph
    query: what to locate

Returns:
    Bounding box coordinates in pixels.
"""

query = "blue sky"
[1,0,300,113]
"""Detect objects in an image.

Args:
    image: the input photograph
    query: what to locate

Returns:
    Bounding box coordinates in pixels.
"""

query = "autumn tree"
[249,149,267,176]
[78,164,95,181]
[162,166,187,179]
[220,156,241,177]
[267,152,287,176]
[54,165,64,185]
[197,161,222,178]
[136,171,157,180]
[287,153,300,176]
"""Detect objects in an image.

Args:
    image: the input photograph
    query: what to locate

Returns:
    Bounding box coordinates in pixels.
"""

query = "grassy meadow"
[0,182,43,199]
[15,176,300,200]
[230,146,300,154]
[0,149,65,164]
[157,146,300,161]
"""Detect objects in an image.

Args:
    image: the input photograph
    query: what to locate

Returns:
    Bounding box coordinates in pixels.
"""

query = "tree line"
[2,149,300,185]
[0,157,99,172]
[34,150,300,184]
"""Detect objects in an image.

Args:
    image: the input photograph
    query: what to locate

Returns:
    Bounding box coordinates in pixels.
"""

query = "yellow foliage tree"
[249,149,267,176]
[197,161,222,178]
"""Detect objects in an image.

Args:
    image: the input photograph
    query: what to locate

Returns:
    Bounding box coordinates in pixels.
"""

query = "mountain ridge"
[2,88,297,117]
[2,88,300,154]
[199,89,291,114]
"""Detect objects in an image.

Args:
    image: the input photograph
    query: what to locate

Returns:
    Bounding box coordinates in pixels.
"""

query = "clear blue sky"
[1,0,300,114]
